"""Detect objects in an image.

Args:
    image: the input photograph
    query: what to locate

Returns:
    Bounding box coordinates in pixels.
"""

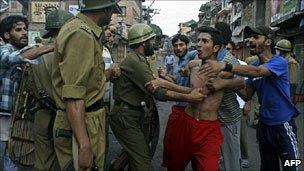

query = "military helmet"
[128,23,156,45]
[275,39,292,52]
[79,0,122,13]
[45,9,74,30]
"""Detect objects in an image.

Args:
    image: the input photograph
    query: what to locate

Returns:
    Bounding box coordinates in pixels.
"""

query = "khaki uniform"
[30,52,59,171]
[110,51,166,171]
[52,13,106,170]
[286,54,299,85]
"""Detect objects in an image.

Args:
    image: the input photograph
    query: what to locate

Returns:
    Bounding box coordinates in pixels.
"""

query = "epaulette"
[79,24,92,34]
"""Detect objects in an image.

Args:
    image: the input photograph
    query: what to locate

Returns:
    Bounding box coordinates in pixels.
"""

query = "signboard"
[68,5,79,15]
[31,1,64,23]
[271,0,298,23]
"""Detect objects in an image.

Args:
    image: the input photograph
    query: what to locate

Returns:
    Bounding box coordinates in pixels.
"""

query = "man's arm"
[236,86,255,102]
[202,60,272,77]
[105,63,121,81]
[147,78,193,94]
[66,99,93,169]
[206,76,245,92]
[21,45,54,60]
[164,88,206,103]
[147,85,206,103]
[158,67,176,82]
[0,44,53,65]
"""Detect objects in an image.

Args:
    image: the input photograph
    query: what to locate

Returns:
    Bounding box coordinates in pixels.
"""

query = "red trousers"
[162,105,223,171]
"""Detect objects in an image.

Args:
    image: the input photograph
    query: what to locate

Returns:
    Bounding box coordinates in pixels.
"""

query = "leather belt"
[115,101,143,111]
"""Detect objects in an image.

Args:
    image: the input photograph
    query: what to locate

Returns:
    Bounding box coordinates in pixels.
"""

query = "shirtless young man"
[150,26,235,171]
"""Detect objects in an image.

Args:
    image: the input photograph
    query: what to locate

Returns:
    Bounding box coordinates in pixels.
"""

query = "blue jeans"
[0,141,18,171]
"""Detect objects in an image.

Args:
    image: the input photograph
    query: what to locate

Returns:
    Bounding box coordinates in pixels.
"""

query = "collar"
[76,13,102,38]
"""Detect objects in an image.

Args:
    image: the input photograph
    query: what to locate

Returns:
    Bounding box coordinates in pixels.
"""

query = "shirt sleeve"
[121,56,155,92]
[246,77,254,87]
[288,62,299,84]
[0,45,38,66]
[58,30,95,99]
[263,57,287,77]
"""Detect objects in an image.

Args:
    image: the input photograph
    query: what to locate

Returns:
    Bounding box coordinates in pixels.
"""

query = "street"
[107,100,304,171]
[105,55,304,171]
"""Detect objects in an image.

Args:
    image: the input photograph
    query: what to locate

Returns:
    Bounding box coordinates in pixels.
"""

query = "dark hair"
[228,41,236,50]
[0,15,28,43]
[196,26,223,46]
[214,22,232,45]
[171,34,189,45]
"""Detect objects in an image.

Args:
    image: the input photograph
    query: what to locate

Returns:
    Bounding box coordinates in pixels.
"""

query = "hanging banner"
[31,1,64,23]
[271,0,298,23]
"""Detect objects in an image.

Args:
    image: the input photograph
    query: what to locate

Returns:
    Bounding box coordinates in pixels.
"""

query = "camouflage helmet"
[42,9,74,38]
[45,9,74,30]
[128,23,156,45]
[275,39,292,52]
[79,0,122,13]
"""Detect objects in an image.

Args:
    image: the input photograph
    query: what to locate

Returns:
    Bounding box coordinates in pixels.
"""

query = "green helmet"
[128,23,156,45]
[79,0,122,13]
[45,9,74,30]
[275,39,292,52]
[42,9,74,38]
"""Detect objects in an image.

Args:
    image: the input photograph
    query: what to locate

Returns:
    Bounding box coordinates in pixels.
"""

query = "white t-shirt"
[102,47,113,103]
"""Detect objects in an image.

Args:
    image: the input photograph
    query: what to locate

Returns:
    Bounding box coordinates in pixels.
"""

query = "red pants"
[162,105,223,171]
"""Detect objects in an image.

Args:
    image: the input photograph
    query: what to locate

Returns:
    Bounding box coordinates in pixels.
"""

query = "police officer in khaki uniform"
[275,39,300,95]
[30,9,74,171]
[109,23,205,171]
[51,1,122,170]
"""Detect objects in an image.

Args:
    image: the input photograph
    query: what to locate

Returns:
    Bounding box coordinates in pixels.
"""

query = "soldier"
[275,39,300,96]
[30,9,74,171]
[0,15,54,171]
[51,1,122,170]
[109,23,205,171]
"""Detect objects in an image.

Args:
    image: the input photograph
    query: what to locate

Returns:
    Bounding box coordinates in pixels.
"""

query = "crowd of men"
[0,0,301,171]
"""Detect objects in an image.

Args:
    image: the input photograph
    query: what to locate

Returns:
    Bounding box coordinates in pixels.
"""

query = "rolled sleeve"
[62,85,86,99]
[153,87,168,101]
[58,30,95,99]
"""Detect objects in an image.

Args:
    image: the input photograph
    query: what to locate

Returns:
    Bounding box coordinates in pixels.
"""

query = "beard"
[98,17,111,27]
[249,42,265,55]
[10,37,27,49]
[144,43,154,56]
[174,49,187,58]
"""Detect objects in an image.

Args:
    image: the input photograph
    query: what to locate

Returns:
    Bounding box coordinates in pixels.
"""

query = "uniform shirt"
[217,48,242,124]
[0,43,38,115]
[102,47,113,103]
[174,50,197,107]
[52,13,106,109]
[30,52,54,99]
[247,55,300,125]
[113,51,166,106]
[285,54,299,85]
